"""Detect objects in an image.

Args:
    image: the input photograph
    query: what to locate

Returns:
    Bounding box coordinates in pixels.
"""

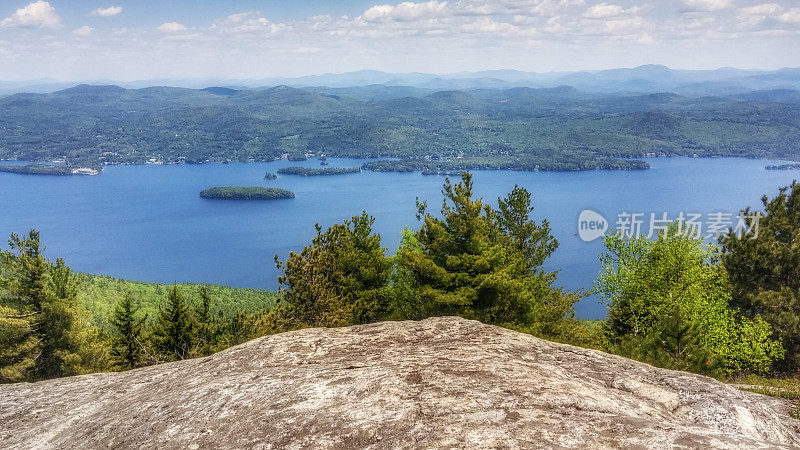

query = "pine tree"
[721,182,800,372]
[0,231,108,381]
[493,185,558,273]
[152,286,194,360]
[0,302,37,383]
[110,295,147,369]
[274,212,392,328]
[194,286,215,355]
[629,302,721,376]
[398,173,572,328]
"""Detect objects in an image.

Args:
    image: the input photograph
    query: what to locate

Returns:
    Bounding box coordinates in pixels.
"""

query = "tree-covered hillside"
[1,84,798,170]
[78,275,280,333]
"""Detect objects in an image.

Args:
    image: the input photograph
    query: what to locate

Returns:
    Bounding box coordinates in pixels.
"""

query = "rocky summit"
[1,317,799,449]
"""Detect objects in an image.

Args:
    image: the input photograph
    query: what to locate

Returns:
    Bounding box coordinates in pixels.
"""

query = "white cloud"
[682,0,733,12]
[604,16,643,34]
[73,25,93,36]
[779,8,800,24]
[583,3,625,19]
[637,33,654,44]
[158,22,187,33]
[361,1,449,22]
[91,6,123,18]
[212,11,287,34]
[0,1,61,29]
[739,3,782,17]
[460,17,526,34]
[454,0,585,17]
[292,46,322,54]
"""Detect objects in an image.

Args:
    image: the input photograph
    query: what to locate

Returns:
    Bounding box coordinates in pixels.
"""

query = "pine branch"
[3,311,39,319]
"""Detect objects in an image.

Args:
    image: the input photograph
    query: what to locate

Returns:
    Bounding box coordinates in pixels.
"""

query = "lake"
[0,157,797,319]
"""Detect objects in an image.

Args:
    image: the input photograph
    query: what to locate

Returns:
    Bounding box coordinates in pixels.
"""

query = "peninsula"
[277,166,361,176]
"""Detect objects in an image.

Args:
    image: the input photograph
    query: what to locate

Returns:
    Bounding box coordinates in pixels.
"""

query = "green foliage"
[272,212,393,329]
[199,186,295,200]
[0,230,110,382]
[394,173,579,338]
[720,183,800,372]
[597,227,784,377]
[151,286,195,360]
[110,296,147,369]
[0,164,84,176]
[277,166,361,176]
[721,182,800,372]
[3,85,798,169]
[362,156,650,173]
[77,275,280,333]
[193,286,217,355]
[616,302,722,376]
[0,231,281,381]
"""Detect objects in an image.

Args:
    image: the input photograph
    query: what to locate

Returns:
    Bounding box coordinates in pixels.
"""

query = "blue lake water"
[0,157,797,319]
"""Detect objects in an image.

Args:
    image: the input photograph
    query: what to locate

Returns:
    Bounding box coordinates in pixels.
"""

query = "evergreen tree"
[493,185,558,273]
[397,173,575,332]
[620,303,721,376]
[0,302,37,383]
[0,230,109,382]
[721,182,800,372]
[274,212,393,328]
[110,295,147,369]
[194,286,216,355]
[152,286,194,360]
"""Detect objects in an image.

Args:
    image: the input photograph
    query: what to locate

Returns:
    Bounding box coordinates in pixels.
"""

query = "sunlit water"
[1,157,797,319]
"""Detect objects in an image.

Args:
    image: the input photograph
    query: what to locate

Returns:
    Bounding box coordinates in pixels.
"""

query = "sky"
[0,0,799,81]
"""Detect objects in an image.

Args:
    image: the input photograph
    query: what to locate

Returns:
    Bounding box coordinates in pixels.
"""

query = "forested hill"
[1,83,799,169]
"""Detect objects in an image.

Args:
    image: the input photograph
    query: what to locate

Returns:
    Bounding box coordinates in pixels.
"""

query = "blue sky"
[1,0,799,81]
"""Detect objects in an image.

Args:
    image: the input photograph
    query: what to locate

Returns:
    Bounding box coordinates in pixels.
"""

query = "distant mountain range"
[1,81,798,171]
[2,65,800,98]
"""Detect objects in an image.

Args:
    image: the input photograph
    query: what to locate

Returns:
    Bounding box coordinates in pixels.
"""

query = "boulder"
[1,317,798,449]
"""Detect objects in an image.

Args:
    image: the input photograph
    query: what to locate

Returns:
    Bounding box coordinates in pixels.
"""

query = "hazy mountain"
[4,66,800,97]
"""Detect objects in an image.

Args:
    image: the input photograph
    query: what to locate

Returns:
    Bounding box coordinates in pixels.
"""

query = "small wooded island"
[199,186,295,200]
[766,163,800,170]
[277,166,361,176]
[0,164,100,176]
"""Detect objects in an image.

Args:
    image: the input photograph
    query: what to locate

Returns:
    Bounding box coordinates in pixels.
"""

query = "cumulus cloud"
[603,16,643,34]
[682,0,733,12]
[460,17,524,34]
[73,25,93,36]
[361,1,449,22]
[735,4,800,28]
[454,0,585,17]
[212,11,287,34]
[91,6,123,18]
[0,1,61,28]
[158,22,187,33]
[637,33,655,44]
[583,3,625,19]
[739,3,782,17]
[779,8,800,24]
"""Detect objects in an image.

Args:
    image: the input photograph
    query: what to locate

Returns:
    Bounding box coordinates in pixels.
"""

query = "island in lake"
[264,172,277,179]
[277,166,361,176]
[766,163,800,170]
[0,164,100,176]
[199,186,295,200]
